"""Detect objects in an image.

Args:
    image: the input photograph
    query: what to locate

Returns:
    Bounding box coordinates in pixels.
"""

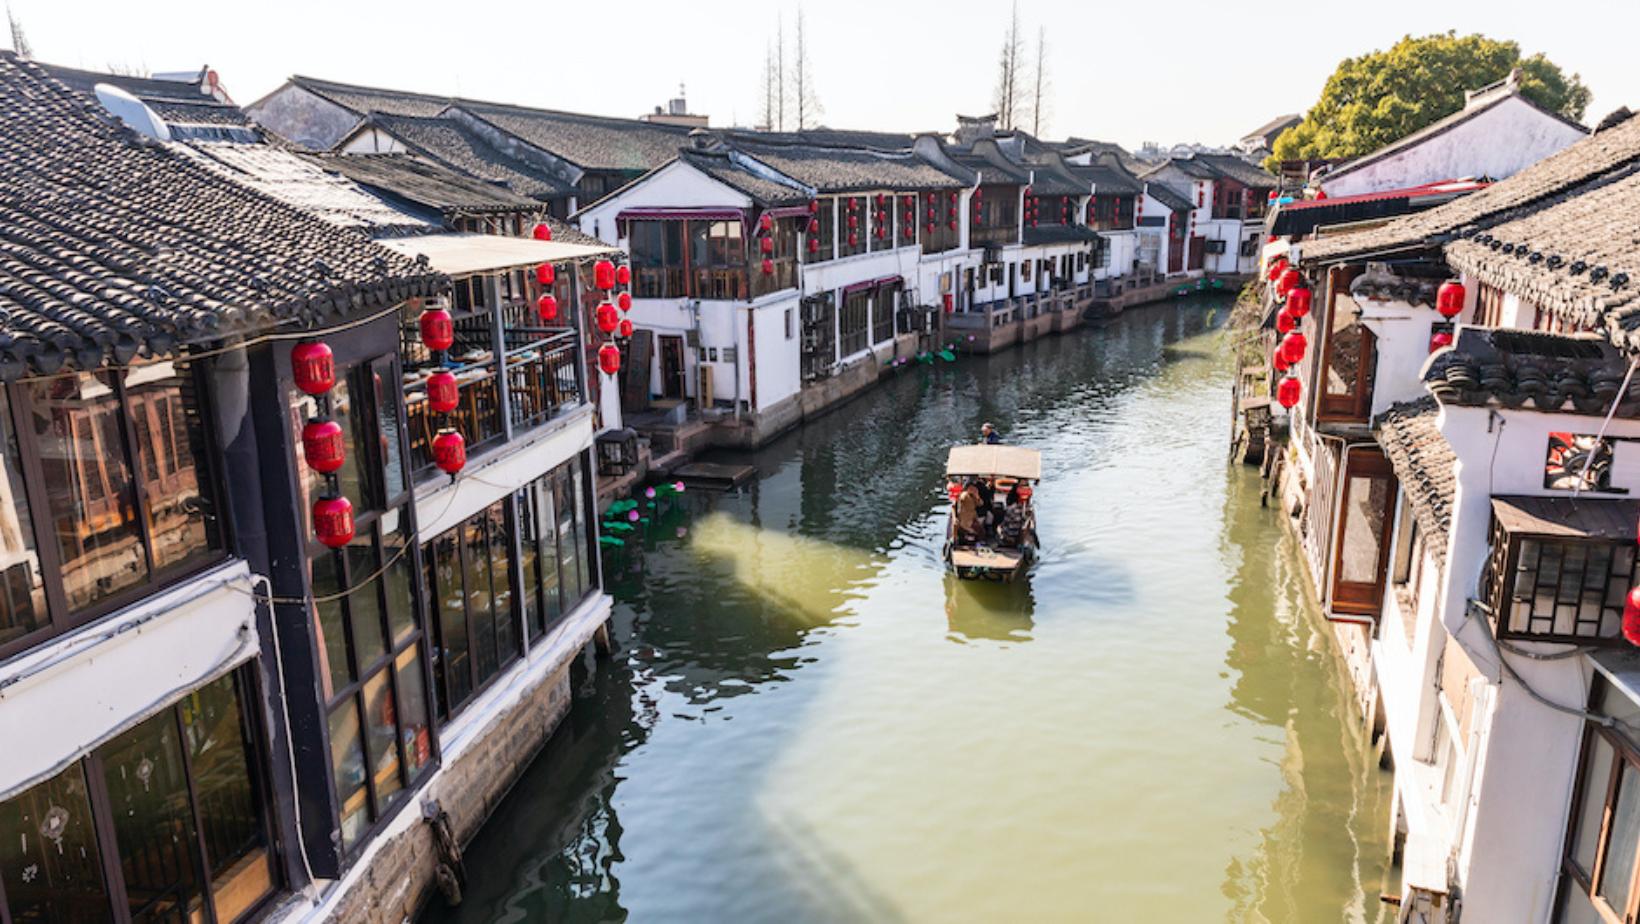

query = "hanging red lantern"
[1281,332,1308,364]
[1429,332,1454,353]
[537,294,558,321]
[594,260,616,290]
[1267,256,1288,280]
[848,197,857,209]
[808,238,820,254]
[313,494,355,548]
[1286,286,1312,319]
[808,218,820,234]
[1624,587,1640,646]
[1276,376,1302,409]
[432,429,466,474]
[847,214,858,230]
[761,258,775,275]
[759,213,773,232]
[1276,311,1295,334]
[617,318,634,338]
[849,232,858,247]
[427,370,459,413]
[925,222,935,234]
[760,237,774,253]
[1278,267,1301,297]
[596,302,620,333]
[809,199,820,214]
[1273,351,1291,373]
[291,340,335,395]
[617,292,632,311]
[616,265,631,286]
[598,343,621,375]
[535,263,555,286]
[532,223,552,241]
[949,219,957,230]
[301,416,345,474]
[947,482,961,500]
[904,211,914,224]
[419,308,453,352]
[903,227,914,240]
[949,191,958,203]
[1437,280,1466,318]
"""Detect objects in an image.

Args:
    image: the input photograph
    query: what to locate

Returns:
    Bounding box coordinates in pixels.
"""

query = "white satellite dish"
[93,83,171,142]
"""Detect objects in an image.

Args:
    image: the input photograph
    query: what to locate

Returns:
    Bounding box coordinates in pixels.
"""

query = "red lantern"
[291,340,335,395]
[301,416,345,474]
[1281,332,1308,364]
[616,265,631,286]
[419,308,453,352]
[809,199,819,214]
[949,191,957,203]
[759,213,773,232]
[598,343,621,375]
[947,482,961,500]
[617,292,632,311]
[761,258,775,275]
[1437,280,1466,318]
[925,223,935,234]
[432,429,466,474]
[594,260,616,290]
[1286,286,1312,319]
[1624,587,1640,646]
[1278,268,1301,297]
[1276,376,1302,409]
[949,219,957,230]
[849,232,858,247]
[537,294,558,321]
[1267,256,1288,280]
[1276,312,1294,334]
[1429,332,1454,353]
[809,238,820,254]
[617,318,634,338]
[596,302,619,333]
[904,211,914,224]
[1273,351,1290,373]
[808,218,820,234]
[904,227,914,240]
[427,370,459,413]
[535,263,555,286]
[313,494,355,548]
[760,237,774,253]
[848,214,858,230]
[876,193,887,207]
[532,223,552,241]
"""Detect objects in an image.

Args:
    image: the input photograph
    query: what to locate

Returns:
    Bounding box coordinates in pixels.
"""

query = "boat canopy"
[945,445,1042,480]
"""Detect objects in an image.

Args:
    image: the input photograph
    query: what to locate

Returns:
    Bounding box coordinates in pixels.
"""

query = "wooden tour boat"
[943,444,1040,581]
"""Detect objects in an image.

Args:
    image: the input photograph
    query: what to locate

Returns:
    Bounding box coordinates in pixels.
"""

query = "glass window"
[101,710,206,923]
[124,363,220,576]
[0,764,109,921]
[0,390,45,648]
[466,517,499,684]
[371,358,407,501]
[394,647,434,783]
[489,504,516,665]
[431,532,470,714]
[1572,733,1615,878]
[557,466,585,609]
[869,195,893,253]
[182,674,275,923]
[1600,761,1640,912]
[840,289,871,358]
[530,481,563,634]
[814,198,835,263]
[328,700,370,851]
[361,671,404,814]
[382,509,416,646]
[1339,475,1389,584]
[311,550,352,700]
[347,530,388,672]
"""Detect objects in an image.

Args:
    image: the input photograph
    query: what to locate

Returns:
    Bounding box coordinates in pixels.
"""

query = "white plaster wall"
[751,292,803,409]
[576,161,751,247]
[1361,298,1442,416]
[0,560,260,799]
[1322,97,1587,198]
[339,128,409,154]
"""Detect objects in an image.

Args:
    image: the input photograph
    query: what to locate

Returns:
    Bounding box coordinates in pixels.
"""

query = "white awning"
[945,444,1042,480]
[377,233,619,278]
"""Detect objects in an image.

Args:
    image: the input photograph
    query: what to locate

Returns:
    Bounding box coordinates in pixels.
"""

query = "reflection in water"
[423,298,1391,924]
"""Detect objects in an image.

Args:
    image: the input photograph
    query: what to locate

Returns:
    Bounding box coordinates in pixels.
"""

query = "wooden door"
[1187,235,1206,271]
[659,336,686,399]
[1331,449,1396,617]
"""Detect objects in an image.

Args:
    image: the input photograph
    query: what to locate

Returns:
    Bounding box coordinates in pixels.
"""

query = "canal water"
[423,295,1394,923]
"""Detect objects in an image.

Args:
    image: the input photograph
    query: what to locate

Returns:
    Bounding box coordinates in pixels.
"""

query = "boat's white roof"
[946,444,1042,480]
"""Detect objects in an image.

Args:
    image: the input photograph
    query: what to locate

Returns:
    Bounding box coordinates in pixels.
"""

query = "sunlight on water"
[423,298,1393,924]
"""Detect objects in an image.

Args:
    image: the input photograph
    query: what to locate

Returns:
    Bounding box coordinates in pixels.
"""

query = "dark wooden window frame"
[1330,449,1396,617]
[1318,266,1376,423]
[1479,522,1638,646]
[1560,691,1640,924]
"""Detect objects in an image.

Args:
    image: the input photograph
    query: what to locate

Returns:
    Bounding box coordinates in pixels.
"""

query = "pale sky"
[8,0,1636,151]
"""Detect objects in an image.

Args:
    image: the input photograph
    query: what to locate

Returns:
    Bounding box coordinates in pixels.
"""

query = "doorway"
[660,335,686,399]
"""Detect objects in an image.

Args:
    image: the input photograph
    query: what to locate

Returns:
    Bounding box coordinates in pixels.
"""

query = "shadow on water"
[943,572,1035,643]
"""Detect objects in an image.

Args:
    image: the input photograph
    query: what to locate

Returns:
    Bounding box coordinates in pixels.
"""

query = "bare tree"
[991,2,1026,131]
[759,41,779,131]
[789,7,823,131]
[775,13,785,132]
[7,4,31,60]
[1030,26,1051,137]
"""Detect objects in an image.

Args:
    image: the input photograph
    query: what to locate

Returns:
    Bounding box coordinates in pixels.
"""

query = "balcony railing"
[406,355,503,474]
[505,332,581,431]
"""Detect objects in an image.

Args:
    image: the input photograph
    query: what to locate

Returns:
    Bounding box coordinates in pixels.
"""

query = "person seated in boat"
[981,422,1002,445]
[998,499,1028,548]
[956,480,985,543]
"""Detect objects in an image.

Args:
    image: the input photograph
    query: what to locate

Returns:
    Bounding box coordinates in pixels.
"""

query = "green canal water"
[422,296,1394,923]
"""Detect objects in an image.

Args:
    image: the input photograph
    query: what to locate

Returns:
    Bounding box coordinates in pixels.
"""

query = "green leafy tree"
[1269,33,1590,168]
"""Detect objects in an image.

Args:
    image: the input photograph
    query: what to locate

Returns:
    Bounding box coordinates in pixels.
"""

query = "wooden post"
[593,620,613,658]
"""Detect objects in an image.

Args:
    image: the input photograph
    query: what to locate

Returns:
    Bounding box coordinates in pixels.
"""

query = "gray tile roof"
[39,62,255,128]
[1062,138,1147,175]
[362,113,575,200]
[678,150,810,206]
[289,74,451,118]
[1374,397,1454,566]
[1143,158,1216,181]
[1068,164,1142,196]
[0,54,442,379]
[948,148,1031,186]
[732,140,967,193]
[1304,114,1640,263]
[457,100,692,174]
[1145,181,1193,213]
[180,143,437,235]
[1193,153,1278,190]
[309,152,542,216]
[1422,327,1635,416]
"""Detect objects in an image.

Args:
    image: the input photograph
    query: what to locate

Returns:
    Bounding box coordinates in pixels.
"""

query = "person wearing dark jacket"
[981,422,1001,444]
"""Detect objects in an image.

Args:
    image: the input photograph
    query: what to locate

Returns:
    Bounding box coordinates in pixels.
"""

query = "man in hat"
[981,422,1002,445]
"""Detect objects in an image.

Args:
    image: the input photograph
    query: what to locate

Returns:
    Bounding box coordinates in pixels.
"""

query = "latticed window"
[1479,497,1640,644]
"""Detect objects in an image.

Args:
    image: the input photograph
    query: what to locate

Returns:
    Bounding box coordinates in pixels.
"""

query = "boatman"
[981,422,1002,445]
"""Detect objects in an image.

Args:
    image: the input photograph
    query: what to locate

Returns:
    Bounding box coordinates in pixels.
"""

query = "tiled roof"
[1062,139,1147,175]
[39,62,254,128]
[1145,181,1193,213]
[1242,114,1302,142]
[1022,224,1100,246]
[1374,397,1454,566]
[0,54,442,378]
[180,143,436,234]
[948,148,1031,186]
[1142,158,1215,181]
[288,74,450,118]
[1422,327,1636,416]
[678,150,810,207]
[732,140,966,193]
[1021,164,1085,197]
[1444,167,1640,349]
[456,100,692,174]
[1069,164,1143,196]
[362,113,574,200]
[1193,153,1278,190]
[1303,114,1640,263]
[310,152,541,216]
[723,127,917,151]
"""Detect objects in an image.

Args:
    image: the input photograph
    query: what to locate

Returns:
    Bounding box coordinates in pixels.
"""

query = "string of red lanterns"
[293,339,356,547]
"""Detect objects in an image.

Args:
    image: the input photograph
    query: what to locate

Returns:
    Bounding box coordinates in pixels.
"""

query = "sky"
[6,0,1636,151]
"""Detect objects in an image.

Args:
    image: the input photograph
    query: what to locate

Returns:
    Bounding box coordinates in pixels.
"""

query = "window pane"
[467,518,498,683]
[489,503,516,665]
[182,673,275,922]
[433,532,470,710]
[382,509,416,646]
[1325,314,1364,398]
[1598,760,1640,913]
[347,531,387,671]
[1572,734,1615,877]
[326,374,366,507]
[311,550,351,699]
[516,491,542,640]
[371,359,407,501]
[100,710,205,923]
[571,457,592,596]
[395,647,434,782]
[0,389,45,648]
[556,468,583,609]
[1339,475,1388,584]
[361,672,404,814]
[535,481,563,630]
[327,700,371,851]
[124,362,220,574]
[30,372,149,612]
[0,763,109,921]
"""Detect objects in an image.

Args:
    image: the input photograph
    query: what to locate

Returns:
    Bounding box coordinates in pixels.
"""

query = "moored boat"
[942,444,1040,580]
